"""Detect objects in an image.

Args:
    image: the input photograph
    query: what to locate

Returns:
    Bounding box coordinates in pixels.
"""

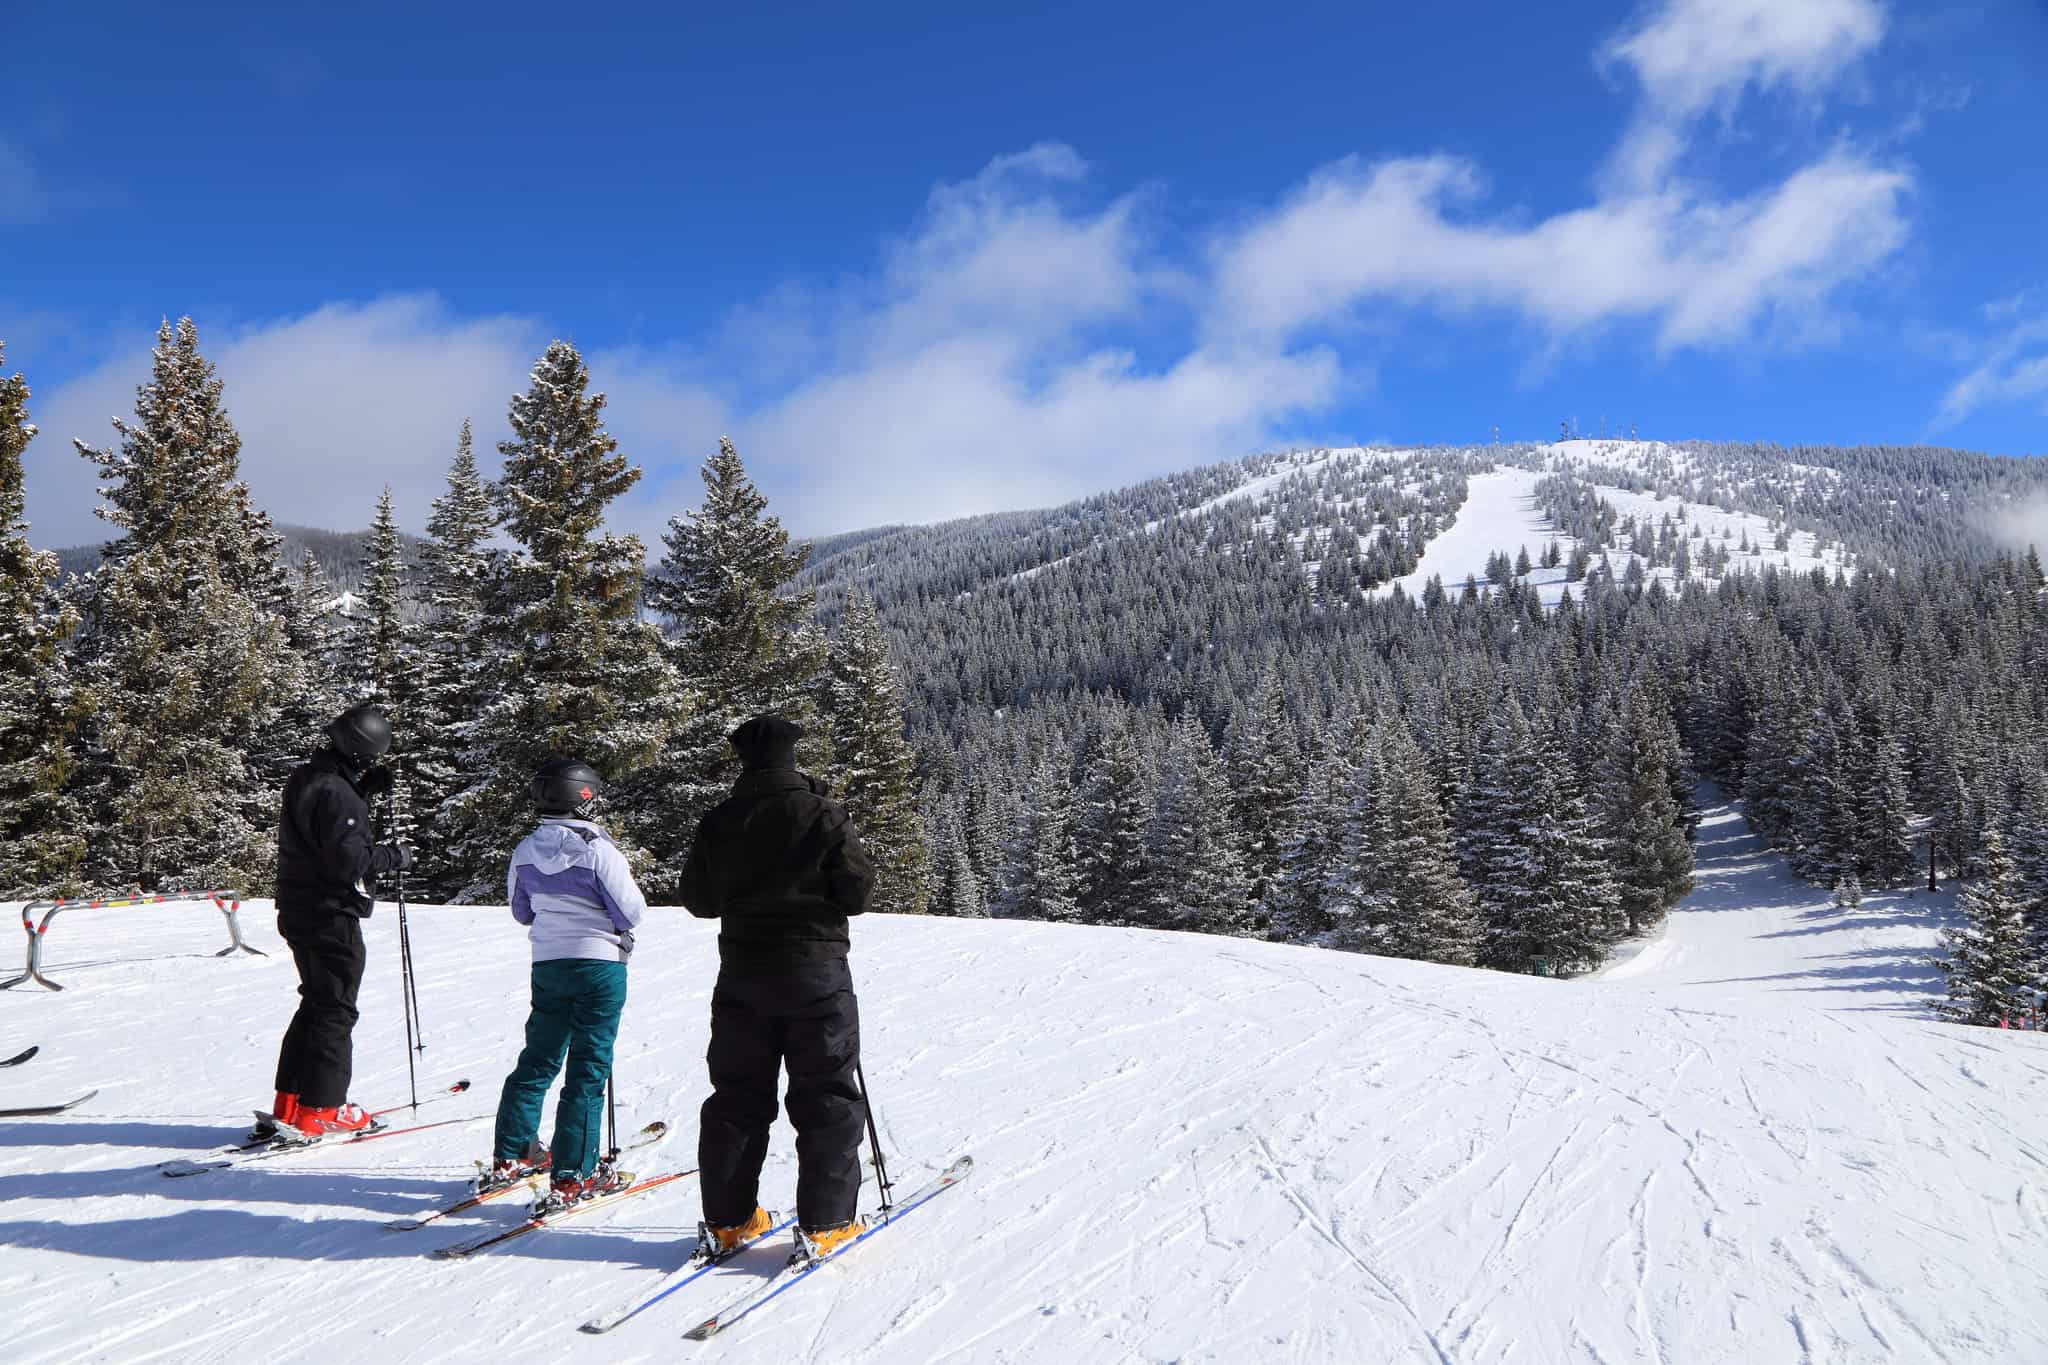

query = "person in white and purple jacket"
[483,756,648,1210]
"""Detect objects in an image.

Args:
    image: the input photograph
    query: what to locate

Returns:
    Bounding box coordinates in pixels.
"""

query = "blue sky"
[4,0,2045,547]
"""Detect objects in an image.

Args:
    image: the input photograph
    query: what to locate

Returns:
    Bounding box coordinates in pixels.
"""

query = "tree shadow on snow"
[0,1163,454,1214]
[0,1208,689,1269]
[1693,945,1947,1012]
[0,1119,249,1152]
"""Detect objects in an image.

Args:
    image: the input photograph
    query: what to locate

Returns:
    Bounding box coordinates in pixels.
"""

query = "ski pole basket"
[1,890,263,992]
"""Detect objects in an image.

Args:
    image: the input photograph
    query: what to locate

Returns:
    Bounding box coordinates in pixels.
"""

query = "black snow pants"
[698,959,866,1231]
[273,912,367,1108]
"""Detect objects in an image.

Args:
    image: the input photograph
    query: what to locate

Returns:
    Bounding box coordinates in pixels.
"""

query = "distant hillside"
[55,521,426,586]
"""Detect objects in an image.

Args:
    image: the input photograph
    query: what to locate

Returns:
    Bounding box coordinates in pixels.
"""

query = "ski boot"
[249,1091,299,1142]
[286,1101,378,1139]
[695,1205,774,1261]
[474,1139,550,1195]
[793,1218,866,1265]
[533,1159,631,1216]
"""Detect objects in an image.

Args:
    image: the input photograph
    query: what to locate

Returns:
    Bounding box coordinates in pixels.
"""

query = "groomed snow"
[1372,467,1564,603]
[3,797,2044,1363]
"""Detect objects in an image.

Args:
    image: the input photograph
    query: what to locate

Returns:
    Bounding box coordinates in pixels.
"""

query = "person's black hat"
[729,715,805,771]
[531,757,604,815]
[326,704,393,764]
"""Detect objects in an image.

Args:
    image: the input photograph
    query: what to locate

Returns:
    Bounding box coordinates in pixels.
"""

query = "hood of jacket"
[523,818,608,874]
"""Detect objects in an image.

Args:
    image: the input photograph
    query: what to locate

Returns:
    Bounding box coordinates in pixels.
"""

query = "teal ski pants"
[493,959,627,1179]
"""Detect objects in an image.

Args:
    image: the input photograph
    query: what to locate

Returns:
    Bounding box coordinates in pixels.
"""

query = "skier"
[485,757,648,1211]
[680,714,877,1263]
[264,703,413,1138]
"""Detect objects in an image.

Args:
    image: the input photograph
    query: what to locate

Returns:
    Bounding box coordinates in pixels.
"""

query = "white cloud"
[1935,303,2048,427]
[1210,151,1907,352]
[1209,0,1906,355]
[1604,0,1887,119]
[26,296,540,547]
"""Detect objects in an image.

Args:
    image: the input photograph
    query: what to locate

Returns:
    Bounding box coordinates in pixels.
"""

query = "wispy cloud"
[1935,294,2048,428]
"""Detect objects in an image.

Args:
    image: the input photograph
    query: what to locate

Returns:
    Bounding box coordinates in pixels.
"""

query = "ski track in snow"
[3,795,2045,1363]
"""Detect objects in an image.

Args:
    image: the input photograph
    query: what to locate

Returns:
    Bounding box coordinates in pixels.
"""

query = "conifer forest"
[3,325,2045,1025]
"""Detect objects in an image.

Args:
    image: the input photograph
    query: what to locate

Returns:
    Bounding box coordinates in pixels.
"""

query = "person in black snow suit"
[680,714,878,1263]
[262,703,413,1139]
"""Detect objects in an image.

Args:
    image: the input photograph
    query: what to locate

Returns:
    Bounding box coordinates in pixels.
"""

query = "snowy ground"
[3,798,2045,1364]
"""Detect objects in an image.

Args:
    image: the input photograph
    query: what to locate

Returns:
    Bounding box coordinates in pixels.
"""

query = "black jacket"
[680,768,876,970]
[277,749,401,921]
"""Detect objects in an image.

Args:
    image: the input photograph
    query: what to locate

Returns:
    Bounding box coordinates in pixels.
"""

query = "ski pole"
[606,1075,618,1158]
[853,1060,894,1213]
[397,894,419,1111]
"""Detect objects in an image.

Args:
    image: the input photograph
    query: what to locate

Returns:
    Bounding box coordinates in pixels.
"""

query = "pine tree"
[1265,720,1351,944]
[997,754,1082,922]
[357,486,409,711]
[0,343,85,893]
[823,592,929,914]
[1224,669,1299,921]
[634,438,825,888]
[1077,716,1151,924]
[67,319,313,891]
[1936,829,2043,1026]
[946,841,987,918]
[408,422,503,897]
[1327,724,1480,964]
[446,342,684,896]
[1150,711,1251,934]
[1603,685,1695,935]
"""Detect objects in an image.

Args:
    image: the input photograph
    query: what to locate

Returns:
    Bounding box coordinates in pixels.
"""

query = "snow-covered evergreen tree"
[1150,711,1251,935]
[823,592,929,914]
[1224,670,1300,920]
[67,319,312,891]
[997,754,1082,923]
[0,344,84,893]
[356,486,409,711]
[445,342,683,896]
[1936,829,2043,1026]
[1077,716,1151,925]
[1264,719,1351,945]
[1327,723,1480,964]
[634,438,825,889]
[406,422,502,897]
[1603,685,1695,935]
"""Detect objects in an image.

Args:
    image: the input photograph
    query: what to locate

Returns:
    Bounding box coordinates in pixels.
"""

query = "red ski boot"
[288,1101,377,1138]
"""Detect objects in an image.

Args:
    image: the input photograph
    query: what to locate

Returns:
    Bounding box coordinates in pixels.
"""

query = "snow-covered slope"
[3,800,2043,1364]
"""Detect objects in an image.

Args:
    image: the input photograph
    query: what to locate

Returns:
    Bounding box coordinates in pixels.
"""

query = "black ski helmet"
[326,703,393,764]
[531,757,604,815]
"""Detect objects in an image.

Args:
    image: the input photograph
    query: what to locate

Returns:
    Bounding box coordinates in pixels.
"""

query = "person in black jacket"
[680,714,877,1262]
[263,703,412,1139]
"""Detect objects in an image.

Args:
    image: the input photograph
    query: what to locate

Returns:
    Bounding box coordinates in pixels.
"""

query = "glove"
[358,765,394,800]
[373,844,415,874]
[618,929,636,958]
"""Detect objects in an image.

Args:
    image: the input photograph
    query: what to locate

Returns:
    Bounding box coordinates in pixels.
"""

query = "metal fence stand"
[1,890,256,992]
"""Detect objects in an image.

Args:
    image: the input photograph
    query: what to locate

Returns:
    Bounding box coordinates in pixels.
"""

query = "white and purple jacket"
[506,818,647,964]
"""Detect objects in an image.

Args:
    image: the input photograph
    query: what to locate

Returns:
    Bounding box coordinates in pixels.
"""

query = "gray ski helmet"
[531,757,603,815]
[326,704,394,763]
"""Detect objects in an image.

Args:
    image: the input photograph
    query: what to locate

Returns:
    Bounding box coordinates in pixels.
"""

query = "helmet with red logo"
[531,756,604,816]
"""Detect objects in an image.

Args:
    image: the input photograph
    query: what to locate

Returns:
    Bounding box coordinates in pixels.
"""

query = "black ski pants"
[698,959,866,1231]
[273,912,367,1108]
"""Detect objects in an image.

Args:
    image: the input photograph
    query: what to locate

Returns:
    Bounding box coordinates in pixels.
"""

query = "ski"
[386,1120,671,1232]
[161,1111,486,1176]
[0,1088,98,1118]
[683,1156,974,1342]
[231,1078,473,1150]
[580,1213,797,1334]
[429,1168,697,1259]
[1,1046,38,1068]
